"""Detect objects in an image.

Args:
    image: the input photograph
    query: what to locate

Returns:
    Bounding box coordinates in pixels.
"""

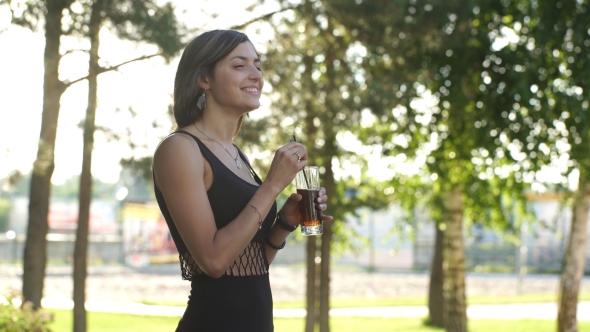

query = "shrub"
[0,293,53,332]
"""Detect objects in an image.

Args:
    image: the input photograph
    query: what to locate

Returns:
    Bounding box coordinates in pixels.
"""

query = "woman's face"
[206,41,263,114]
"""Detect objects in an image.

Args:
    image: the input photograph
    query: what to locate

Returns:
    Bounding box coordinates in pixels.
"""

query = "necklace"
[193,123,242,169]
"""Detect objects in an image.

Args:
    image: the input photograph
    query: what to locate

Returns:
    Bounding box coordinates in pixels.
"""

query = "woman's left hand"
[279,187,334,228]
[315,187,333,221]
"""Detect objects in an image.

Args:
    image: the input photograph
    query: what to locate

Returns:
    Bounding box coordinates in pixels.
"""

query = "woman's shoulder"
[156,131,197,155]
[154,131,203,168]
[153,131,207,188]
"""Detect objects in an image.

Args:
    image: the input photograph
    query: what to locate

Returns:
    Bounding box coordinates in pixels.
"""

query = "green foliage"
[327,0,538,232]
[1,0,55,31]
[0,293,53,332]
[5,0,185,68]
[50,176,118,200]
[52,0,186,60]
[116,105,179,201]
[119,157,154,184]
[0,173,121,200]
[104,0,185,60]
[257,0,398,254]
[0,198,9,232]
[267,3,388,199]
[504,0,590,181]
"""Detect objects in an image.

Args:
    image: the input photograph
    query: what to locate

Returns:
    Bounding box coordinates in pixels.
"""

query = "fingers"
[321,214,334,221]
[287,188,333,222]
[279,142,308,164]
[275,142,307,164]
[280,141,306,153]
[315,187,329,211]
[317,187,327,201]
[316,187,328,203]
[269,142,307,182]
[317,187,333,222]
[288,193,303,202]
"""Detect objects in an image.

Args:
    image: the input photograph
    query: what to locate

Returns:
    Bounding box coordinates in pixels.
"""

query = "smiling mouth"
[242,87,259,93]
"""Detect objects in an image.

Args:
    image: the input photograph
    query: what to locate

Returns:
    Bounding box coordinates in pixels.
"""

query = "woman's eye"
[235,64,244,68]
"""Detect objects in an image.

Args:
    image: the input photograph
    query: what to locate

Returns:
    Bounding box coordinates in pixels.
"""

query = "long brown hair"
[173,30,251,137]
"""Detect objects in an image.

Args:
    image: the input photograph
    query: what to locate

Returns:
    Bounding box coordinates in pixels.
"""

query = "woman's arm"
[154,134,306,278]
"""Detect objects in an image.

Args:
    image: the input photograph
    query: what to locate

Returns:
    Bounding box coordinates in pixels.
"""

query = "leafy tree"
[70,1,184,330]
[458,1,590,330]
[1,0,76,310]
[325,1,537,331]
[0,0,181,311]
[260,1,396,330]
[495,1,590,330]
[412,3,525,329]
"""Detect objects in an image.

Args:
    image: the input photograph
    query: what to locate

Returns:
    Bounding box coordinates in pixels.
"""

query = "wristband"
[264,232,286,250]
[276,213,298,232]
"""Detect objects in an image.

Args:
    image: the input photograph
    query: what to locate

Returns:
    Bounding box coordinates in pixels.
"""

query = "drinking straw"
[293,135,310,189]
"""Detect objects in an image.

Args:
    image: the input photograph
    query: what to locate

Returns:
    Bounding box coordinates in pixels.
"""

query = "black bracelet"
[276,213,298,232]
[264,232,286,250]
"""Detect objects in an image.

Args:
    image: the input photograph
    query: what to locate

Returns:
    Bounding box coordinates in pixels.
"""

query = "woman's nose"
[249,66,262,80]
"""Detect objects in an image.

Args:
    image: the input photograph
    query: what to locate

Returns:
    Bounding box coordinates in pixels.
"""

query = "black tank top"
[153,130,276,331]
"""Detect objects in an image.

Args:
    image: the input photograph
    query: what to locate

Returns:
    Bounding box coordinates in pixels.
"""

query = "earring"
[197,91,207,110]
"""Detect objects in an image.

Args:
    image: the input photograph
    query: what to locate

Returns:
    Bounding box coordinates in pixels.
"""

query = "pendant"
[236,159,242,169]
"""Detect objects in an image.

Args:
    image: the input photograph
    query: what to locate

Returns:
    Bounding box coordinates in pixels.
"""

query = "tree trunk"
[443,186,467,332]
[73,1,102,331]
[319,135,335,332]
[302,1,320,330]
[319,191,333,332]
[22,0,70,309]
[305,236,317,332]
[428,222,445,326]
[557,172,590,332]
[318,16,338,332]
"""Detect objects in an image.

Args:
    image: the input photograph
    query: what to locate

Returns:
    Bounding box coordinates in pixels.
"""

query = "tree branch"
[97,53,162,73]
[229,4,303,30]
[63,53,162,87]
[61,49,90,57]
[61,4,303,88]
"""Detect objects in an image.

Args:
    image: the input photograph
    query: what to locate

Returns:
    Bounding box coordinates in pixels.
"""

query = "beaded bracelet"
[247,203,263,229]
[276,213,298,232]
[264,232,286,250]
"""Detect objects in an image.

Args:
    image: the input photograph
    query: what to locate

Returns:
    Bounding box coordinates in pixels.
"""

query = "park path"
[38,297,590,321]
[2,264,590,320]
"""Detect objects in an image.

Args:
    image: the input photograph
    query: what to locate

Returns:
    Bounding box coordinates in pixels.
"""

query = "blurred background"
[1,0,589,331]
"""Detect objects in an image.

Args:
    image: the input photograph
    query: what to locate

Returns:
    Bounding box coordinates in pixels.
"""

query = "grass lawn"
[142,293,590,309]
[276,318,573,332]
[46,310,590,332]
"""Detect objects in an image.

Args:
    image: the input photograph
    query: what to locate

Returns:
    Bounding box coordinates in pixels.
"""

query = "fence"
[0,233,306,266]
[414,239,589,274]
[2,234,589,274]
[0,233,122,265]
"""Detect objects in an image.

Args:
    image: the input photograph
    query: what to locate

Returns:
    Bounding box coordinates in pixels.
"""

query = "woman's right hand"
[264,142,308,193]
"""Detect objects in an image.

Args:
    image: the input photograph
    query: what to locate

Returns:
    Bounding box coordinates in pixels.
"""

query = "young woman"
[152,30,333,331]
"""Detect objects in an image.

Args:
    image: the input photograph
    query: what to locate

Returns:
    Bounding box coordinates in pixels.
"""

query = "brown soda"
[297,189,321,226]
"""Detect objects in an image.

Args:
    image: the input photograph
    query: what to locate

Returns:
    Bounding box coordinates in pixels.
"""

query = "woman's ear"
[198,74,211,91]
